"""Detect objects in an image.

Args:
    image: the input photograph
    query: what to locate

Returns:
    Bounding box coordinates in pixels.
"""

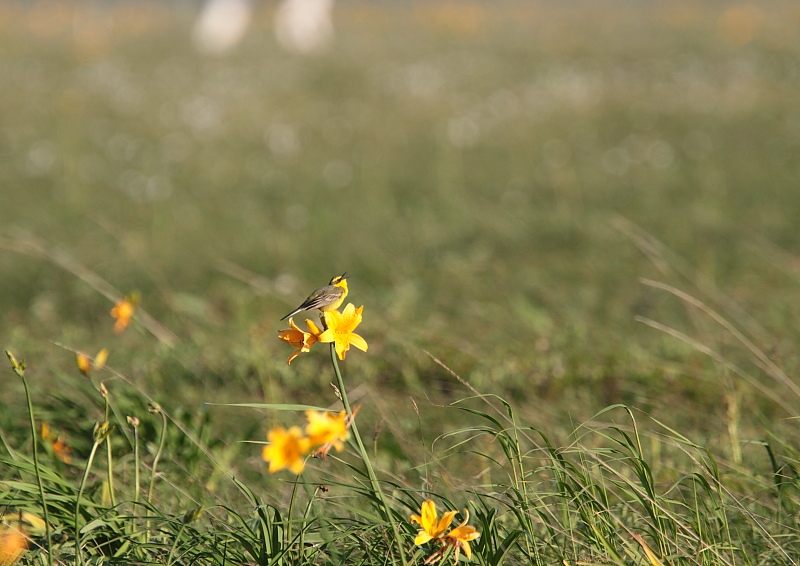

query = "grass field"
[2,1,800,564]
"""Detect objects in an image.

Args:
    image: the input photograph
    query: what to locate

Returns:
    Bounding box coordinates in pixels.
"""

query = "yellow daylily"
[261,426,310,474]
[318,303,368,361]
[446,512,480,561]
[76,348,108,376]
[110,297,135,334]
[277,318,322,365]
[410,500,457,546]
[306,410,349,453]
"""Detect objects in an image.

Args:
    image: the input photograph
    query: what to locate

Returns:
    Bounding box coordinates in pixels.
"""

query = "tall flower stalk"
[328,344,409,566]
[6,350,53,566]
[76,421,109,566]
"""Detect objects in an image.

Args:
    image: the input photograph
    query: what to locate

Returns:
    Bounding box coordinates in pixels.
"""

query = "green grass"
[2,1,800,564]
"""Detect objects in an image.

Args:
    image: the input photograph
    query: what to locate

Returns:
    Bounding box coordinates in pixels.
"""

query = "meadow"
[2,1,800,564]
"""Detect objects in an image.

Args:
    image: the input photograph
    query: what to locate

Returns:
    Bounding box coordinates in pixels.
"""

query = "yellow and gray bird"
[280,273,349,320]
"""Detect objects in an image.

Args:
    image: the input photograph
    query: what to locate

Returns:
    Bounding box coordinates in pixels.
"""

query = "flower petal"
[305,319,321,336]
[348,332,368,352]
[335,339,349,360]
[436,510,457,535]
[413,531,433,546]
[461,540,472,559]
[449,524,480,542]
[288,457,306,475]
[317,329,334,343]
[420,500,437,533]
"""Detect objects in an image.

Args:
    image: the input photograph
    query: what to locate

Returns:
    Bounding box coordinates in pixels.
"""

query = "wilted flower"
[318,303,368,360]
[261,426,310,474]
[110,297,136,334]
[277,318,322,364]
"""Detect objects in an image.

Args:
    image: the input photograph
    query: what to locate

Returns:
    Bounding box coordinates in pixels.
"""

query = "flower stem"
[133,425,140,507]
[103,397,116,508]
[21,376,53,566]
[329,344,408,566]
[147,410,168,505]
[146,409,168,542]
[75,439,102,566]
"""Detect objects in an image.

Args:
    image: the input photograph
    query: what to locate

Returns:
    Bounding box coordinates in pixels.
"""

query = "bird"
[280,273,348,321]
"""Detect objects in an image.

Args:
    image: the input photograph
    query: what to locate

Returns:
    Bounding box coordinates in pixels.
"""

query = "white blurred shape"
[193,0,253,55]
[274,0,334,55]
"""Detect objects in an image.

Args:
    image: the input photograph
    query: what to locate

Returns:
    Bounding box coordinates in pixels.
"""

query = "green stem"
[147,411,167,505]
[21,377,53,566]
[133,426,140,507]
[75,440,102,566]
[329,344,408,566]
[146,409,168,542]
[104,398,116,508]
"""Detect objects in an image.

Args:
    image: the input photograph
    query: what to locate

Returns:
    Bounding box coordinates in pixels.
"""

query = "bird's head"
[329,273,348,289]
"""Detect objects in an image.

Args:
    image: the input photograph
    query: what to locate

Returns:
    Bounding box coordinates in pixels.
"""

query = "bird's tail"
[280,308,302,321]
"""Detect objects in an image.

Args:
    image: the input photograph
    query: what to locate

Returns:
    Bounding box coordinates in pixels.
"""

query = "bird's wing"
[297,285,343,311]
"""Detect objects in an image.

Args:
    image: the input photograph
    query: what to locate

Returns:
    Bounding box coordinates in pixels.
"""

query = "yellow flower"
[306,410,349,452]
[277,318,322,365]
[318,303,368,361]
[76,348,108,376]
[410,500,457,546]
[445,512,480,561]
[261,426,310,474]
[110,298,135,334]
[40,423,52,442]
[0,526,27,566]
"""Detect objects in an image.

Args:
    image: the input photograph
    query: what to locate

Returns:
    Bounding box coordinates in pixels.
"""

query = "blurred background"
[2,0,800,461]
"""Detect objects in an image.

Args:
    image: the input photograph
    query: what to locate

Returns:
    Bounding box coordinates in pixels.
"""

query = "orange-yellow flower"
[410,500,457,546]
[0,526,27,566]
[318,303,368,361]
[445,512,480,561]
[306,410,349,453]
[261,426,310,474]
[40,423,72,464]
[51,437,73,464]
[277,318,322,365]
[110,298,135,334]
[76,348,108,376]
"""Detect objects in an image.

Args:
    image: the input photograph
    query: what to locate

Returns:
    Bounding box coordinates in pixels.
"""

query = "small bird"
[280,273,348,321]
